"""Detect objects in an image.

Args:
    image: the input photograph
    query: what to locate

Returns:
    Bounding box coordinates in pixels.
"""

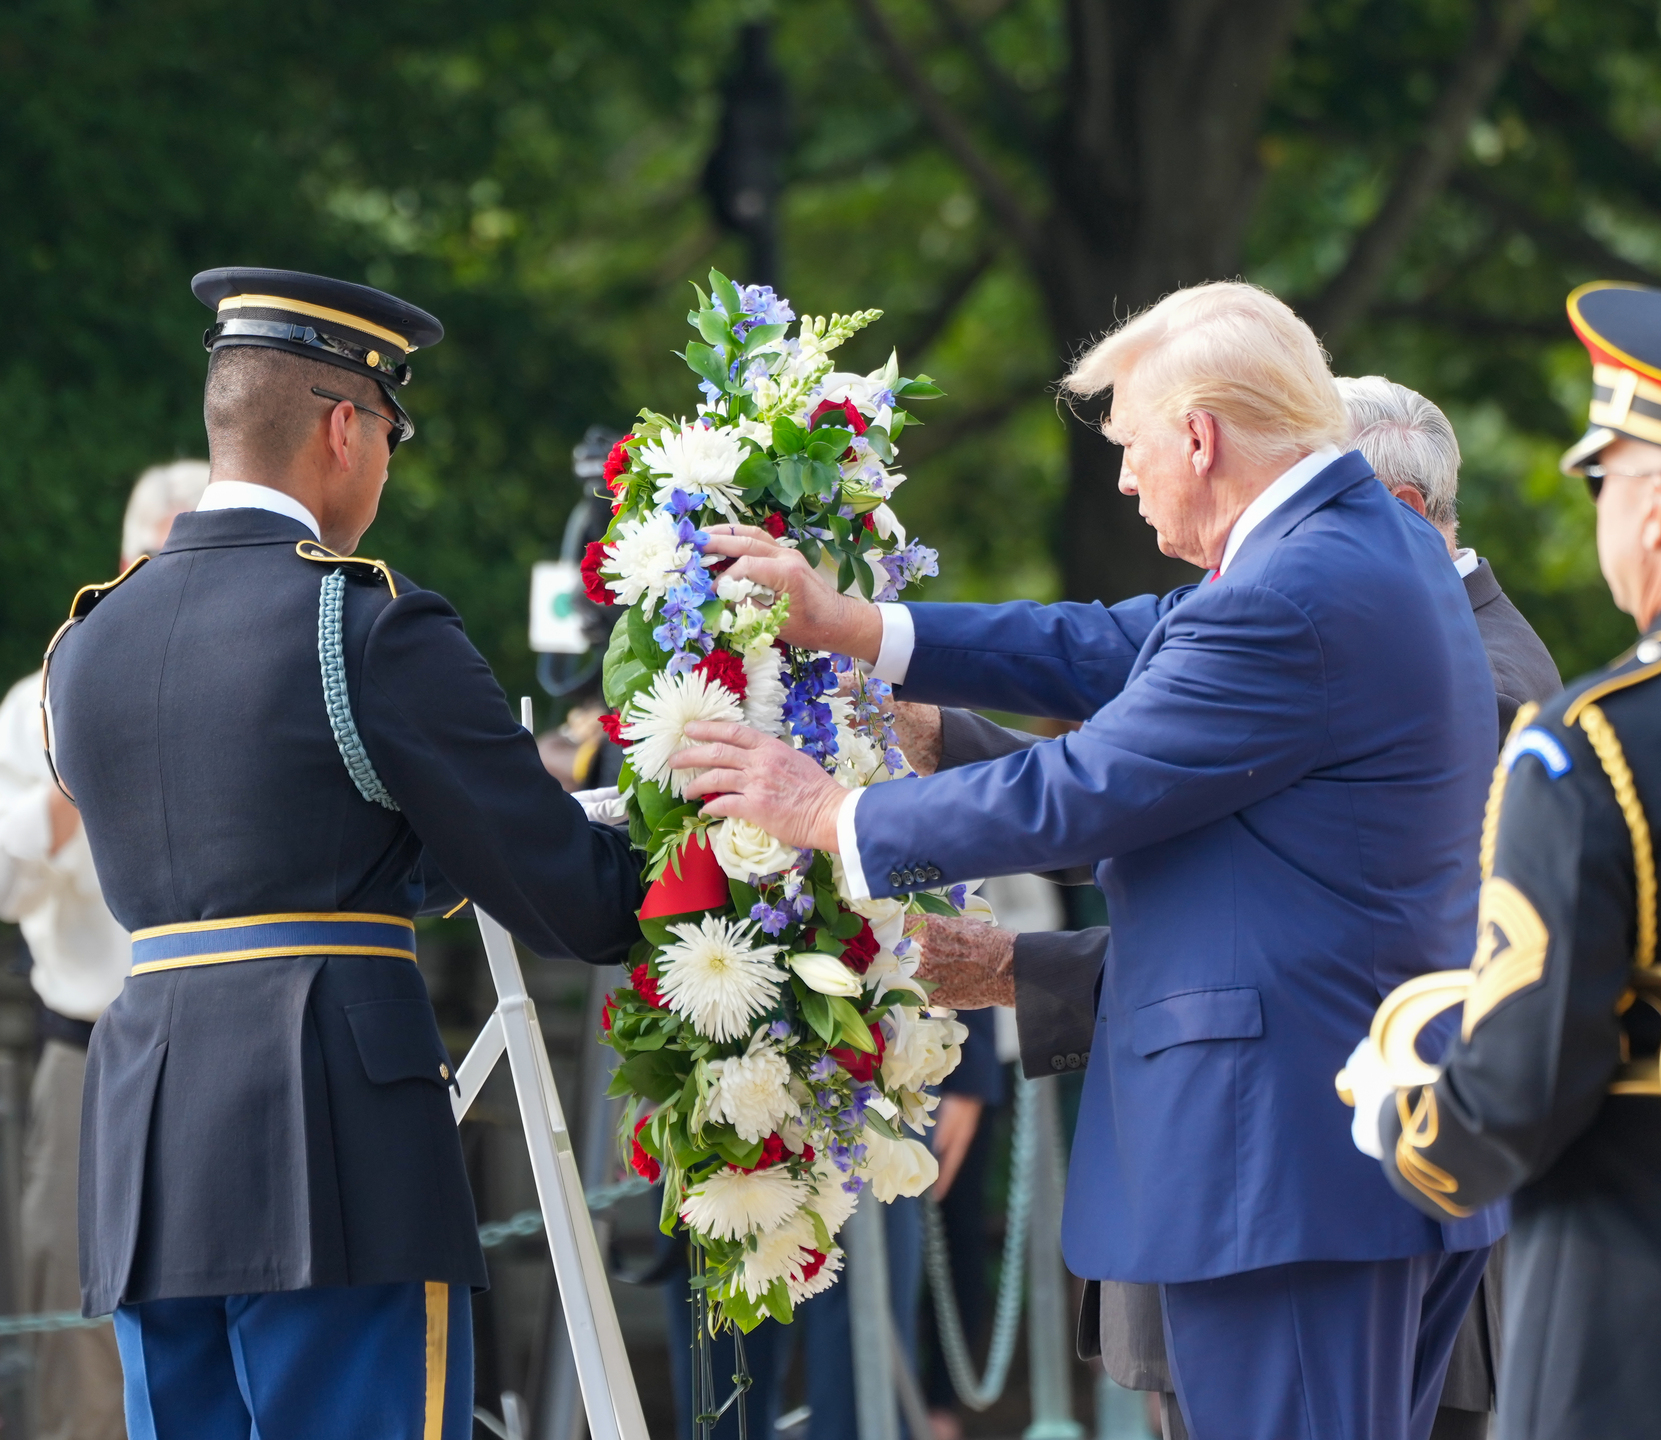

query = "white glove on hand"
[571,786,626,825]
[1340,1036,1394,1160]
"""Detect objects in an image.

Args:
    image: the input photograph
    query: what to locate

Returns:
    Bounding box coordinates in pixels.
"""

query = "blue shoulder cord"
[317,568,400,812]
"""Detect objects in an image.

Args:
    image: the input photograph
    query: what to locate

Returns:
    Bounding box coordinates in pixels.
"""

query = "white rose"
[786,951,864,998]
[881,1007,967,1092]
[862,1132,938,1202]
[710,818,799,882]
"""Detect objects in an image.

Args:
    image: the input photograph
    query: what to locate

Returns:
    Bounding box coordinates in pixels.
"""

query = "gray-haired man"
[911,378,1559,1440]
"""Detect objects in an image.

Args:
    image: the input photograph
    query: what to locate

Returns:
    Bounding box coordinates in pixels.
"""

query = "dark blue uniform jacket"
[48,508,642,1315]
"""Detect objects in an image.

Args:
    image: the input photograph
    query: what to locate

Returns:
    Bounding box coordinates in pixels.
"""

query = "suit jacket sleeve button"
[1051,1055,1066,1072]
[888,871,902,887]
[1065,1053,1081,1070]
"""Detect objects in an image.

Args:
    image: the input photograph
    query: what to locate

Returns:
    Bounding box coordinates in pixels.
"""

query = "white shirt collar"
[1452,547,1479,579]
[1217,445,1343,575]
[195,481,320,541]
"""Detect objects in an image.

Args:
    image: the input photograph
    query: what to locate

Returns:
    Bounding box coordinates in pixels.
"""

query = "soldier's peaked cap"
[192,267,443,392]
[1562,281,1661,475]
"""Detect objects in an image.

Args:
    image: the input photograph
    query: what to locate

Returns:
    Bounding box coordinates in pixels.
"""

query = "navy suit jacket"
[854,452,1506,1283]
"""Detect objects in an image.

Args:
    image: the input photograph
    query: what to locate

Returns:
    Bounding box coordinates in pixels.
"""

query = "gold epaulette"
[1564,656,1661,725]
[295,540,398,598]
[66,554,149,620]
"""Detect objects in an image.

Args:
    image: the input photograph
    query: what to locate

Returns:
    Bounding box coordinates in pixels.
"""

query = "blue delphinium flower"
[783,654,840,767]
[750,900,793,936]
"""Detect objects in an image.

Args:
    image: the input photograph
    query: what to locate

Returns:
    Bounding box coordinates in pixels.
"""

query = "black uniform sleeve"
[1013,926,1108,1079]
[356,588,643,964]
[1380,718,1636,1218]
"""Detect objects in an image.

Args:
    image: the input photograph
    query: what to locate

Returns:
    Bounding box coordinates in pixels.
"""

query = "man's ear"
[325,402,356,473]
[1642,481,1661,555]
[1390,483,1429,519]
[1187,410,1218,477]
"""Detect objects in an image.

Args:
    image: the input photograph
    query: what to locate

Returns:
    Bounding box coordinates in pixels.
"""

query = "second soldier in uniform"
[1345,280,1661,1437]
[43,270,643,1438]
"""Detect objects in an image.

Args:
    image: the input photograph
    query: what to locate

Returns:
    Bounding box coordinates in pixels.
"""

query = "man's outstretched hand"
[700,525,884,661]
[673,721,847,852]
[916,915,1016,1009]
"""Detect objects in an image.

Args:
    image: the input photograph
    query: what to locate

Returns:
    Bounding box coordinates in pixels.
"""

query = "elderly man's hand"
[836,673,942,775]
[700,524,884,660]
[673,721,847,851]
[916,915,1016,1009]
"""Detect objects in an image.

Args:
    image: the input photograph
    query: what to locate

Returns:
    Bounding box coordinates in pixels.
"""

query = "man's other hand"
[917,916,1016,1009]
[835,673,942,775]
[673,721,846,852]
[930,1093,984,1201]
[699,525,884,661]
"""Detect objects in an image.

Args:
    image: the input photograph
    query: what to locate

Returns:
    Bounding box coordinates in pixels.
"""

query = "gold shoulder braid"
[1481,702,1540,882]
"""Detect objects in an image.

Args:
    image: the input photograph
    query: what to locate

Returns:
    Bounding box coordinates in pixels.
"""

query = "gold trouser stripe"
[132,910,415,941]
[1577,704,1657,970]
[217,293,410,351]
[1481,703,1539,881]
[424,1281,448,1440]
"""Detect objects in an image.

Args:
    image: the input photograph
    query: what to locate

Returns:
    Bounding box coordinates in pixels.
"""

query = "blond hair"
[122,460,210,563]
[1063,281,1348,468]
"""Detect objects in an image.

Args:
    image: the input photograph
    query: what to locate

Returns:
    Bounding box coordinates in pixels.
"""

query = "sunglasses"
[312,386,411,455]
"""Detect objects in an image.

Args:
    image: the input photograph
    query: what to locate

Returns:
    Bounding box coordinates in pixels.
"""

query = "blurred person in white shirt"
[0,459,208,1440]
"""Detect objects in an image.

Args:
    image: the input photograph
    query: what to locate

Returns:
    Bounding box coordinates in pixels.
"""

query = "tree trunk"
[1041,0,1308,603]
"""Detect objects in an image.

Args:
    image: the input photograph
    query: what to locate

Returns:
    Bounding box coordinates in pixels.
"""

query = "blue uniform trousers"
[113,1280,473,1440]
[1162,1249,1489,1440]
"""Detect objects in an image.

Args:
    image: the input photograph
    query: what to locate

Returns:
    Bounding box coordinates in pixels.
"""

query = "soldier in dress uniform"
[1343,280,1661,1438]
[42,269,643,1438]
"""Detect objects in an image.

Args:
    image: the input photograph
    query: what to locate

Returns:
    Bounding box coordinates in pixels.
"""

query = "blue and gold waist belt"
[130,912,417,976]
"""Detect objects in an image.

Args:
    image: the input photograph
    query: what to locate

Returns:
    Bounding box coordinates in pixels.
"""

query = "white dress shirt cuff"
[871,603,915,685]
[0,787,54,867]
[835,789,872,900]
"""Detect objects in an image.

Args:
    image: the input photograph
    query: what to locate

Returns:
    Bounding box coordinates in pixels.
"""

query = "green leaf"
[696,308,733,348]
[827,997,875,1052]
[627,604,665,669]
[714,1132,764,1168]
[762,1278,793,1325]
[636,778,675,832]
[773,455,808,506]
[795,984,835,1043]
[895,376,944,399]
[806,458,840,499]
[797,535,821,568]
[837,553,855,595]
[910,889,958,916]
[825,512,851,544]
[805,1207,833,1253]
[631,1028,668,1052]
[639,916,678,946]
[618,1049,684,1103]
[729,877,760,915]
[771,417,807,455]
[813,884,839,925]
[805,429,851,461]
[829,907,864,939]
[605,658,651,710]
[854,555,875,601]
[734,452,776,496]
[863,425,894,462]
[862,1109,902,1141]
[683,341,730,391]
[742,323,786,353]
[710,269,743,321]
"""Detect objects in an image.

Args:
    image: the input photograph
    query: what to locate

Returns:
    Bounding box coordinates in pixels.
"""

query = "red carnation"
[861,512,876,533]
[829,1022,886,1083]
[630,1115,661,1183]
[694,648,748,701]
[739,1133,789,1173]
[601,993,616,1032]
[763,512,788,539]
[581,541,615,606]
[631,963,667,1008]
[809,398,868,437]
[602,435,634,491]
[597,712,626,746]
[799,1248,827,1282]
[840,918,879,976]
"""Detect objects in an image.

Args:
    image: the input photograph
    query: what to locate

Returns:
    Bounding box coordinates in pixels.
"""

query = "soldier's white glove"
[571,786,626,824]
[1340,1036,1394,1160]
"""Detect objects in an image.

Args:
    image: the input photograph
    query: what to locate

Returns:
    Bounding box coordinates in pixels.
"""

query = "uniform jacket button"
[439,1063,451,1081]
[1051,1055,1067,1072]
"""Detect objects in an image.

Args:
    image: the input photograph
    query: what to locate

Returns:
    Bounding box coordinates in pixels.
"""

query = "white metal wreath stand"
[448,699,647,1440]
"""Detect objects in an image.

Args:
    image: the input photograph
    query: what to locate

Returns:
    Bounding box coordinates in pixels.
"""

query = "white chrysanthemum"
[881,1007,967,1092]
[680,1165,807,1240]
[740,644,787,736]
[706,1046,799,1142]
[786,1246,843,1304]
[733,1212,820,1300]
[601,510,691,617]
[862,1132,939,1202]
[657,915,782,1042]
[621,669,743,798]
[806,1162,860,1237]
[710,818,799,883]
[637,423,749,521]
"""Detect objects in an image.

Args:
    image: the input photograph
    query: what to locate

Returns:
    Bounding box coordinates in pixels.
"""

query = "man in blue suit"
[672,281,1504,1440]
